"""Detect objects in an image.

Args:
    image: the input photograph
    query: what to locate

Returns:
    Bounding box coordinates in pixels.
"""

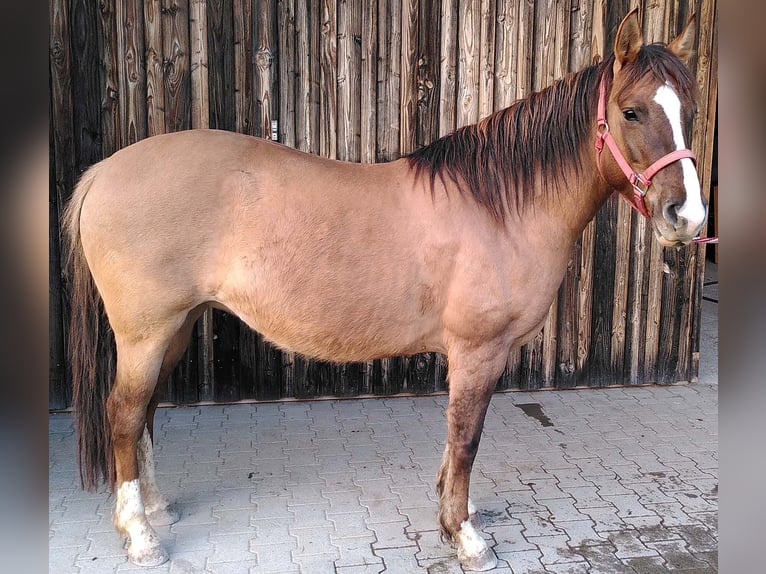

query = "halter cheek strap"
[595,78,696,220]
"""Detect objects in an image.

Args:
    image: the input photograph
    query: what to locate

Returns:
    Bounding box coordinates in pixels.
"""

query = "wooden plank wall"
[49,0,718,408]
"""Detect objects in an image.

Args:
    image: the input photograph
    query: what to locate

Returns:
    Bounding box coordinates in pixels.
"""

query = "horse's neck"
[522,145,614,248]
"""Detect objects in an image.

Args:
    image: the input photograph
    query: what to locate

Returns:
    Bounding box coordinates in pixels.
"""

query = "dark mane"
[407,43,697,222]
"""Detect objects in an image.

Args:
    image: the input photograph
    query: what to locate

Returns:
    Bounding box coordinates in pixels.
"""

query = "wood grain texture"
[457,0,481,127]
[399,0,418,154]
[145,0,166,137]
[320,0,337,159]
[438,0,458,136]
[337,0,361,161]
[49,0,718,406]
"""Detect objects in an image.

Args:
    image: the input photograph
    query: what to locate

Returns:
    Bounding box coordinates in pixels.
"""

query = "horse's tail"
[62,163,117,492]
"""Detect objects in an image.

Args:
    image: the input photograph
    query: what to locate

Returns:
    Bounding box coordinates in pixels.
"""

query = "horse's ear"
[668,13,696,66]
[613,8,643,75]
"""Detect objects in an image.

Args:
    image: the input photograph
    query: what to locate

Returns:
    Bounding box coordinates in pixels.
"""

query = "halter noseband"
[595,77,696,219]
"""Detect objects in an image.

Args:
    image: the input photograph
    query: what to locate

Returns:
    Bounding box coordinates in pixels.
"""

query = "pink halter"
[595,77,696,219]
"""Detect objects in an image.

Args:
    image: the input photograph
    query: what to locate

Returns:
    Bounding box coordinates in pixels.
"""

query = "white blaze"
[653,84,706,229]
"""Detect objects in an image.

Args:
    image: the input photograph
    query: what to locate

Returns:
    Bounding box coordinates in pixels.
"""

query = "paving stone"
[252,542,300,572]
[365,518,414,552]
[541,497,589,523]
[607,529,660,559]
[374,547,421,573]
[514,512,565,538]
[558,520,607,548]
[290,525,336,557]
[645,539,716,570]
[569,542,635,574]
[332,535,381,568]
[208,532,258,563]
[496,549,547,574]
[50,368,718,573]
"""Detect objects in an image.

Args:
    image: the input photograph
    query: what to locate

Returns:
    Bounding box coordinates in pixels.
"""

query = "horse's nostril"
[663,201,681,227]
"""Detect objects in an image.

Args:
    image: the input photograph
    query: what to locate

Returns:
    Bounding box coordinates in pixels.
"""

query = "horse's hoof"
[147,504,180,527]
[458,545,497,571]
[457,519,497,571]
[128,543,169,567]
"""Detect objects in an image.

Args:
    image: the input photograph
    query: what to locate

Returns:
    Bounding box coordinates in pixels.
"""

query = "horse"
[63,10,705,571]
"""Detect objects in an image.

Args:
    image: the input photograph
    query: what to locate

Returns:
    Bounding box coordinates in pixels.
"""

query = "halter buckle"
[630,173,650,197]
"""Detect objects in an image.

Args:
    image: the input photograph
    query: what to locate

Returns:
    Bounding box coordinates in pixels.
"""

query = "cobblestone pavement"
[49,382,717,574]
[49,268,718,574]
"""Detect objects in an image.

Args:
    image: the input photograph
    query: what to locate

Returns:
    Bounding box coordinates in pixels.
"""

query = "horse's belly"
[216,264,444,363]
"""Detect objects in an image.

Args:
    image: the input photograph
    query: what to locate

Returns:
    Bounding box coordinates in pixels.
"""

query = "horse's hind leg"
[139,308,203,528]
[437,340,509,571]
[109,319,187,567]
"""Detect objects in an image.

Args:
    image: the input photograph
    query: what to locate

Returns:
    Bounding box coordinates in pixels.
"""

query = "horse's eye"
[623,108,639,122]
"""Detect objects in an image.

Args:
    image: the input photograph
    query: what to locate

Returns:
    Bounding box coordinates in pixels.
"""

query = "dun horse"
[64,11,705,570]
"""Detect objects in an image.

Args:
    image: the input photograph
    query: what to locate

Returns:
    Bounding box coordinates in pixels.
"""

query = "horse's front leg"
[437,340,509,571]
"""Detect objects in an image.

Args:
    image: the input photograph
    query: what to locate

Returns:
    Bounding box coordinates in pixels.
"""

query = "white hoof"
[128,539,169,567]
[457,519,497,571]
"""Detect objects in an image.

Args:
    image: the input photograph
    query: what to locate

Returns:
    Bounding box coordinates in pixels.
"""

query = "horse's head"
[599,9,706,246]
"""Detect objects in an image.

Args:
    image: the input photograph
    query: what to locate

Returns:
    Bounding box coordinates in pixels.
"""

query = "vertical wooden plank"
[276,0,299,397]
[376,0,400,162]
[337,0,360,161]
[515,0,535,100]
[145,0,166,137]
[641,0,667,382]
[360,1,377,161]
[416,0,440,148]
[189,0,212,401]
[493,0,518,110]
[162,0,191,134]
[555,0,594,389]
[70,0,103,171]
[689,0,717,380]
[50,0,75,409]
[438,0,458,137]
[457,0,480,127]
[97,1,122,156]
[296,0,319,152]
[555,258,578,387]
[208,0,236,131]
[478,0,495,118]
[532,0,551,91]
[359,0,378,393]
[320,0,338,158]
[233,0,253,134]
[253,0,276,138]
[610,199,632,377]
[50,129,68,409]
[278,0,296,146]
[118,0,147,145]
[537,0,569,387]
[568,0,595,72]
[161,0,195,403]
[400,0,418,154]
[190,0,209,130]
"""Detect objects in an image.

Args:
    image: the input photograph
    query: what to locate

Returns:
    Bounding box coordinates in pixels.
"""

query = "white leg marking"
[115,478,167,565]
[653,84,706,229]
[115,479,144,531]
[456,520,496,570]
